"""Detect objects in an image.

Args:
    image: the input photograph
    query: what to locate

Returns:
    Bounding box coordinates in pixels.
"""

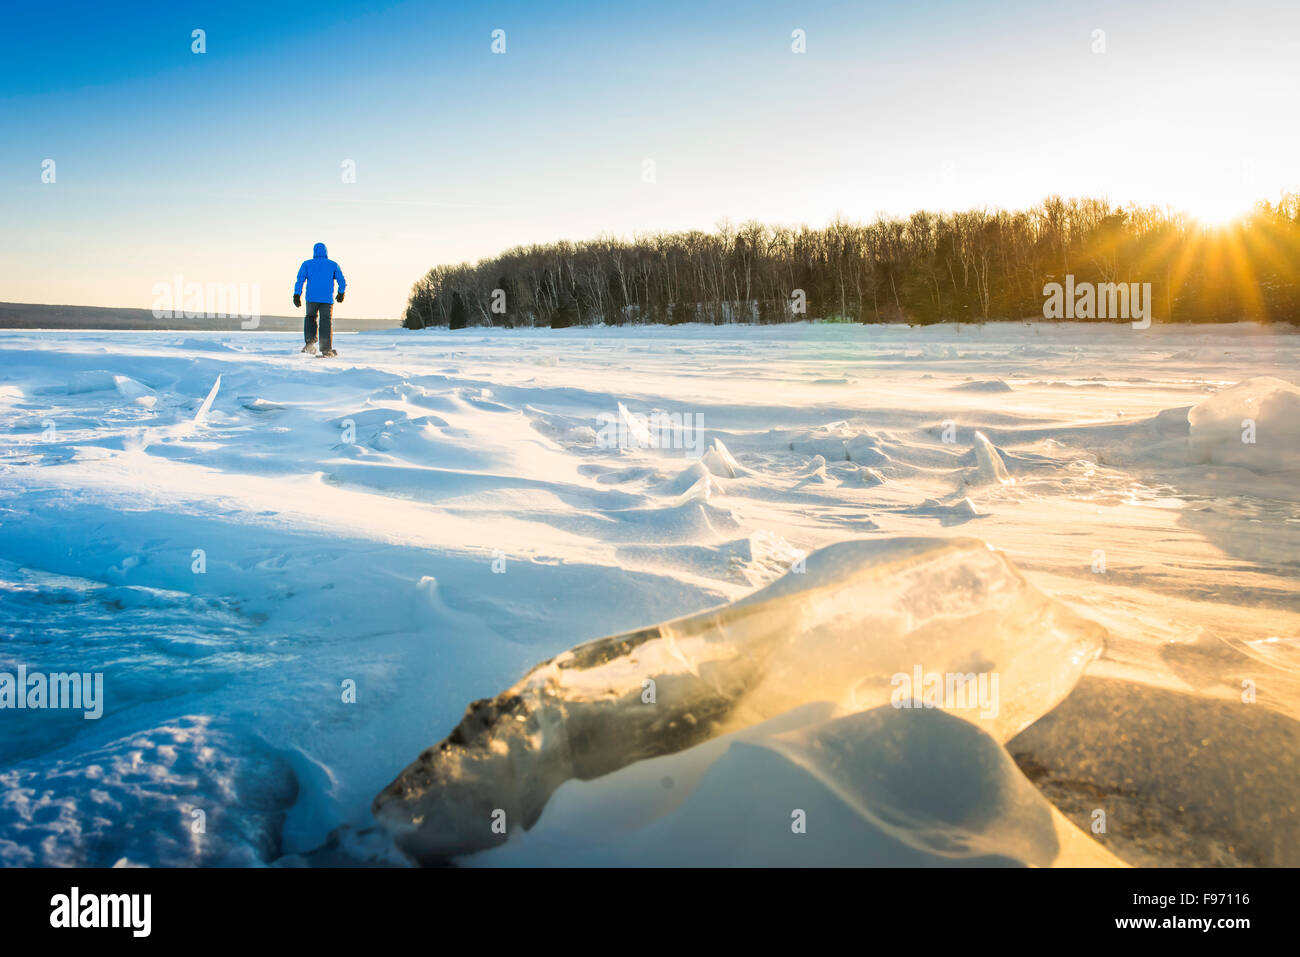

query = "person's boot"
[318,348,338,357]
[302,340,317,354]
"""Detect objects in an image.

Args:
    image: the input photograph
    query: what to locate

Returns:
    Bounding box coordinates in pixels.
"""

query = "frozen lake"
[1,321,1298,866]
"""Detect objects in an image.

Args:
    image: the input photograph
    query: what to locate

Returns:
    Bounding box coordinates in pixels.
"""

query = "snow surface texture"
[2,321,1299,867]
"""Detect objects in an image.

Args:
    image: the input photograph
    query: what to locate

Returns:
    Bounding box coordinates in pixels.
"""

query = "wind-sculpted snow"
[372,536,1105,863]
[4,322,1299,867]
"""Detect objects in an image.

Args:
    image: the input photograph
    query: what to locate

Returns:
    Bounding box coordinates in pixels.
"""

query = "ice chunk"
[910,496,985,525]
[794,455,830,487]
[970,431,1013,485]
[845,437,892,466]
[615,531,805,587]
[37,370,154,398]
[113,375,154,399]
[794,472,832,488]
[850,466,886,486]
[952,378,1013,393]
[1188,376,1300,472]
[193,375,221,425]
[372,536,1105,863]
[700,438,742,478]
[657,461,716,497]
[780,423,889,462]
[239,397,286,414]
[472,705,1073,867]
[801,454,828,475]
[616,401,652,447]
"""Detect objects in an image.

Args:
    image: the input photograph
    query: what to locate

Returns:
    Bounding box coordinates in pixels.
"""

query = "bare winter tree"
[402,195,1300,329]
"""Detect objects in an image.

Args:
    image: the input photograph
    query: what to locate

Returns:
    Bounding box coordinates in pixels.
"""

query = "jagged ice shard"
[372,536,1106,863]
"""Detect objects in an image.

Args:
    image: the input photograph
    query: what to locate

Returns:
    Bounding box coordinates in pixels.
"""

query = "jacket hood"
[313,242,328,258]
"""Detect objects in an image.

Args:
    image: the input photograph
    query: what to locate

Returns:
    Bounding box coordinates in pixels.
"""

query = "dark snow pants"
[305,301,333,351]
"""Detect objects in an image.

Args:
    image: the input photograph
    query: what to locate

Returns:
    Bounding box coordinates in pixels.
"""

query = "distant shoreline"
[0,302,397,332]
[2,302,1291,333]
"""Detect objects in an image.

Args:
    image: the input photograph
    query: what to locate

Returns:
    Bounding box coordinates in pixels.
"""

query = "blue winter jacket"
[294,243,347,303]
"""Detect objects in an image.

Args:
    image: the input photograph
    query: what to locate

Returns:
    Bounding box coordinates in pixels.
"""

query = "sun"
[1185,192,1256,227]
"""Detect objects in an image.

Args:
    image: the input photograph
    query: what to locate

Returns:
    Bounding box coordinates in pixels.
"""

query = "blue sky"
[2,0,1297,318]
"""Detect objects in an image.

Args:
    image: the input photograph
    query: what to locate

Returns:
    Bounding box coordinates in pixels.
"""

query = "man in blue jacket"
[293,242,347,356]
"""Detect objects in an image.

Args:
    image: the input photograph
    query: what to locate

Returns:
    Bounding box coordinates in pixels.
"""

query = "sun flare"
[1186,192,1257,227]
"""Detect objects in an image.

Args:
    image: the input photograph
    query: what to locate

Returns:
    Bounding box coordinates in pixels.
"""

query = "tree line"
[402,194,1300,329]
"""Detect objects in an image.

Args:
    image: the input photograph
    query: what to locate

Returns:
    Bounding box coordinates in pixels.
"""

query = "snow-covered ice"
[2,321,1298,867]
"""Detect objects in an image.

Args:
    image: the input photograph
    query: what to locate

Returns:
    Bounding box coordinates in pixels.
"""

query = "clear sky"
[2,0,1297,319]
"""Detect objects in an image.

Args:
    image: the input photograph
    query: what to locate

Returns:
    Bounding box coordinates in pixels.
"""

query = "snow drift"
[1188,375,1300,472]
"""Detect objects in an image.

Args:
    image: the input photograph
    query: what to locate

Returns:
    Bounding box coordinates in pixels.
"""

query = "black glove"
[335,292,344,303]
[293,294,301,308]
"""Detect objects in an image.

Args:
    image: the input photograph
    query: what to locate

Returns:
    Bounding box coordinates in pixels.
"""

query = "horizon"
[3,0,1298,319]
